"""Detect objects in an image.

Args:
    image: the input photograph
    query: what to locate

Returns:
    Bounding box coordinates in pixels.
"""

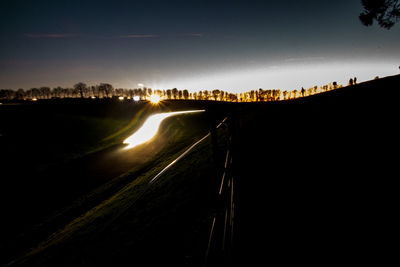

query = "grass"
[7,114,228,267]
[1,102,217,265]
[3,74,399,266]
[0,100,216,265]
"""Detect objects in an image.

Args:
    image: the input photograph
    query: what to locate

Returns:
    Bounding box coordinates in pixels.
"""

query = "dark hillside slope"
[233,75,399,265]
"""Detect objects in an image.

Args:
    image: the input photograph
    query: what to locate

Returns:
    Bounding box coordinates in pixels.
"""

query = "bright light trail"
[123,110,205,149]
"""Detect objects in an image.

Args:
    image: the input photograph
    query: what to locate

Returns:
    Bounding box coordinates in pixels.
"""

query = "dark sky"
[1,0,399,91]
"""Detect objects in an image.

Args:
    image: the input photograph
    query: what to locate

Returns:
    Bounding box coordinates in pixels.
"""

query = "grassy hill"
[0,99,214,265]
[232,74,399,266]
[2,74,398,266]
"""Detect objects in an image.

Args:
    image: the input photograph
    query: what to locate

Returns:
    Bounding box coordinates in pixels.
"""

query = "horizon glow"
[154,61,399,93]
[1,60,398,93]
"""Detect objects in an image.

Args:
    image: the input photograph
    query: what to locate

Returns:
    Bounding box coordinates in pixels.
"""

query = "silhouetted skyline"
[1,0,399,92]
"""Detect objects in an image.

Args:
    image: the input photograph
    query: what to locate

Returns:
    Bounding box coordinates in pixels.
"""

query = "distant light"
[133,96,140,101]
[118,96,124,101]
[150,94,161,104]
[91,96,96,99]
[32,98,38,101]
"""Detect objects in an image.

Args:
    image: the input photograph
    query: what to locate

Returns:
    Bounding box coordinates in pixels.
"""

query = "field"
[0,99,223,265]
[1,74,398,266]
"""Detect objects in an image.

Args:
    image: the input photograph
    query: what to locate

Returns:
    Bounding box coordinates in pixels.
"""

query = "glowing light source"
[123,110,205,149]
[118,96,124,101]
[32,98,38,101]
[133,96,140,101]
[150,94,161,104]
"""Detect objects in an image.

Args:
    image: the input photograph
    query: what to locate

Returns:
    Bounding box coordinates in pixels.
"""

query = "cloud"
[22,32,204,40]
[119,34,160,38]
[180,33,203,37]
[24,33,77,39]
[119,33,203,39]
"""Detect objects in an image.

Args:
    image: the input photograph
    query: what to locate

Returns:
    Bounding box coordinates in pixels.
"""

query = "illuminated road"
[101,116,228,230]
[123,110,205,149]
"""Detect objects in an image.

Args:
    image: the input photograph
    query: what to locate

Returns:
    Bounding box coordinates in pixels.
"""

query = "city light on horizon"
[3,60,396,94]
[152,61,399,93]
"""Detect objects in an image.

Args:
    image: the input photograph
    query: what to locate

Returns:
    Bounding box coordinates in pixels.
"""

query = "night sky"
[1,0,399,92]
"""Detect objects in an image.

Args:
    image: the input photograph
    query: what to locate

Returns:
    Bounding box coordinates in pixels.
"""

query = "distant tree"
[115,88,125,97]
[172,88,178,99]
[178,90,183,100]
[249,90,255,102]
[40,87,51,99]
[292,90,298,99]
[15,88,25,100]
[74,82,87,98]
[0,89,6,100]
[98,84,104,98]
[203,90,210,100]
[228,93,238,102]
[283,91,288,100]
[264,90,271,101]
[166,89,172,100]
[31,88,40,99]
[2,89,15,100]
[53,86,63,98]
[359,0,400,29]
[273,89,281,101]
[212,89,220,101]
[101,83,114,98]
[256,89,262,101]
[92,85,99,98]
[183,89,189,100]
[349,78,354,86]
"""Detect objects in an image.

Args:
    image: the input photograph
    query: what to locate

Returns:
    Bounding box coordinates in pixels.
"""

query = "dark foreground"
[232,75,398,266]
[1,75,398,266]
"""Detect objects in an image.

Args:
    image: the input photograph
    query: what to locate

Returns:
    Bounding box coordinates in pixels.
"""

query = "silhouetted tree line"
[1,80,345,102]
